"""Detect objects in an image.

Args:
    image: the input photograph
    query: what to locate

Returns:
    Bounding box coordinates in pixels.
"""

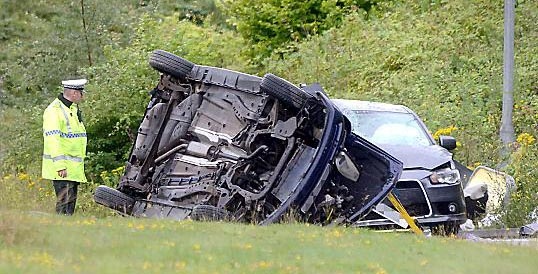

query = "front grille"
[394,180,431,217]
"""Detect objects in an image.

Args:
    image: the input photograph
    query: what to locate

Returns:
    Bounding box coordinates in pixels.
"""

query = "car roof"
[331,99,413,114]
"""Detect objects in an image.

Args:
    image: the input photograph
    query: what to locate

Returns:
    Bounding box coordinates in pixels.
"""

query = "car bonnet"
[376,144,453,170]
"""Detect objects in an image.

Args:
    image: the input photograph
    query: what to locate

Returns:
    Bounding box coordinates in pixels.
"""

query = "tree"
[222,0,387,65]
[81,0,93,66]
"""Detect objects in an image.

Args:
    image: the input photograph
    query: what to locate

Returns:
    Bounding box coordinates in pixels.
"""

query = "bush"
[263,0,506,166]
[503,139,538,227]
[222,0,388,65]
[261,0,538,224]
[81,14,251,179]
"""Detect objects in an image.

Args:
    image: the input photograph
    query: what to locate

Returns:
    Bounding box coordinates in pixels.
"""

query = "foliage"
[0,171,112,217]
[0,172,54,212]
[260,0,538,225]
[81,14,250,181]
[99,166,125,188]
[0,0,224,105]
[149,0,225,26]
[0,106,43,174]
[222,0,388,65]
[0,0,238,182]
[503,141,538,227]
[129,0,228,26]
[263,0,507,167]
[0,0,144,104]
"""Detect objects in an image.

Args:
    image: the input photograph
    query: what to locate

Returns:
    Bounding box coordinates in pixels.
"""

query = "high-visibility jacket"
[42,98,87,182]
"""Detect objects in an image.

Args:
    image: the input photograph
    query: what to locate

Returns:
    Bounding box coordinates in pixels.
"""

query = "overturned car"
[94,50,403,225]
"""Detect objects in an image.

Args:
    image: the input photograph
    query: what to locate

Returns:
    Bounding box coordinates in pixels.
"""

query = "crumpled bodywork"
[93,50,402,225]
[463,166,516,221]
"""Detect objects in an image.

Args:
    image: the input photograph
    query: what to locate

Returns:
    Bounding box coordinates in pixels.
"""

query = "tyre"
[149,50,195,80]
[94,185,135,214]
[190,205,230,221]
[260,73,312,109]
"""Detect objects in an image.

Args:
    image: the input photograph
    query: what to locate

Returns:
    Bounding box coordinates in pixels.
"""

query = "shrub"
[261,0,538,224]
[222,0,388,65]
[81,14,250,179]
[503,138,538,227]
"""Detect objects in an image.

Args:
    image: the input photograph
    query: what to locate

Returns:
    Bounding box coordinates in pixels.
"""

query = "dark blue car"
[94,50,403,225]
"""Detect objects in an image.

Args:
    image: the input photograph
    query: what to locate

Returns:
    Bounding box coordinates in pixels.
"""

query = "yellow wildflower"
[330,229,342,238]
[257,261,271,268]
[29,252,58,268]
[175,261,186,270]
[82,219,95,225]
[367,263,387,274]
[516,133,535,146]
[164,241,176,247]
[112,166,125,175]
[433,125,457,140]
[17,173,29,181]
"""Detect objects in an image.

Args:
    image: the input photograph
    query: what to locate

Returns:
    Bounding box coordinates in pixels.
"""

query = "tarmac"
[458,228,538,247]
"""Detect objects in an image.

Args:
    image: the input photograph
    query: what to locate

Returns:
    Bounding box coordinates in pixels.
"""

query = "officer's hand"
[57,169,67,178]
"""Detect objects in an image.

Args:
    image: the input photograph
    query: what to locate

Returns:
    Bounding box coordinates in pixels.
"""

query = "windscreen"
[345,110,432,147]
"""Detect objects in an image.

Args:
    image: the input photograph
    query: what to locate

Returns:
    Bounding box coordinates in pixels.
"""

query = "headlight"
[429,167,460,184]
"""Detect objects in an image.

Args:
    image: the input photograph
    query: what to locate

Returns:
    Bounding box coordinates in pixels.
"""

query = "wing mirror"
[439,135,457,150]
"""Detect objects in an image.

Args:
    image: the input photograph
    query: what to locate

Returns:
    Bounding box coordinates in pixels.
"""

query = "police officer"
[42,79,88,215]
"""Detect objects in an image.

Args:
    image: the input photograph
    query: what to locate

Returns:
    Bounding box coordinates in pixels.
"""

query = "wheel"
[190,205,230,221]
[149,50,195,80]
[94,185,135,214]
[260,73,312,109]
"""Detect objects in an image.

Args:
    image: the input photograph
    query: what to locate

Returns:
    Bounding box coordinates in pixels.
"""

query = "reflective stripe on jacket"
[42,98,87,182]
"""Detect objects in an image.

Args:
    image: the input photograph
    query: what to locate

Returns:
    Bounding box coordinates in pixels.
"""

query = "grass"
[1,210,538,274]
[0,171,114,218]
[2,173,538,274]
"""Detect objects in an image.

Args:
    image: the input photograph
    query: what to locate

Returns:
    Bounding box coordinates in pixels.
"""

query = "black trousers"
[52,180,79,215]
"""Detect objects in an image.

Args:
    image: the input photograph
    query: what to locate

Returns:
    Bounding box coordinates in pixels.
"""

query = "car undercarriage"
[94,50,403,225]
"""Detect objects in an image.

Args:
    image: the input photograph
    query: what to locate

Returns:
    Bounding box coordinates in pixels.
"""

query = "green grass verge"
[2,171,538,273]
[1,210,538,274]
